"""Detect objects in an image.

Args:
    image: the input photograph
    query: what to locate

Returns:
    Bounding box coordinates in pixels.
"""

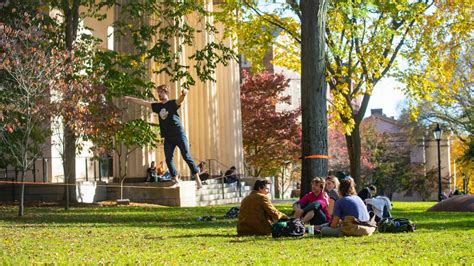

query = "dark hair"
[230,166,236,170]
[339,177,357,197]
[253,179,270,191]
[368,185,377,192]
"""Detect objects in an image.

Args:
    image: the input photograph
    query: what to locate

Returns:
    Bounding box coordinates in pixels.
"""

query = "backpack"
[271,218,305,238]
[378,217,415,233]
[224,207,240,218]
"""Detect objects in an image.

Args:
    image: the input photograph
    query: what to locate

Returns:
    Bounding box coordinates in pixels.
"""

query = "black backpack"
[271,218,305,238]
[378,217,415,233]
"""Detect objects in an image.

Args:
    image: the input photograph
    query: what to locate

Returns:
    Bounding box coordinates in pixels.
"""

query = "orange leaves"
[4,124,14,134]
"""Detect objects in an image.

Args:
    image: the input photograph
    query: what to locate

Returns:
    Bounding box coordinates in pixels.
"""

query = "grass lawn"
[0,201,473,264]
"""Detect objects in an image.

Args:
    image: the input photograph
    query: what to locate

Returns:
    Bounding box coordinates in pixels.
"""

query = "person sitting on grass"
[293,177,331,226]
[358,184,377,202]
[325,175,340,216]
[237,179,288,236]
[321,176,376,237]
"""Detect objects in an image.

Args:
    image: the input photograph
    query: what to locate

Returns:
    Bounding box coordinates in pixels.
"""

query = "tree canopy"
[219,0,473,187]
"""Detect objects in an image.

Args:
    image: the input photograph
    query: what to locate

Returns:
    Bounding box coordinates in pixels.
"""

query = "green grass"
[0,202,473,265]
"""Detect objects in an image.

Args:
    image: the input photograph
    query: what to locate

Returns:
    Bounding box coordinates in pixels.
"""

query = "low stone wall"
[0,181,198,207]
[0,183,64,202]
[0,181,107,203]
[106,181,197,207]
[392,191,437,202]
[76,181,107,203]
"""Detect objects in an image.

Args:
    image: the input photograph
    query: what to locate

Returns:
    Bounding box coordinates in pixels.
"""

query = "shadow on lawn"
[1,205,472,231]
[167,233,307,243]
[391,209,474,231]
[0,206,238,229]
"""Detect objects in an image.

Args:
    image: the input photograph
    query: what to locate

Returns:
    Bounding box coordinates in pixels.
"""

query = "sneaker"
[171,177,180,184]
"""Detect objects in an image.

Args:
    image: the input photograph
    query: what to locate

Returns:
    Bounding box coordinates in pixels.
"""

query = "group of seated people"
[195,161,239,184]
[147,160,239,184]
[146,161,171,182]
[237,175,388,237]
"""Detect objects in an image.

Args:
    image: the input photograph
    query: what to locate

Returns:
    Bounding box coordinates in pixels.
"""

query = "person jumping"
[124,84,202,189]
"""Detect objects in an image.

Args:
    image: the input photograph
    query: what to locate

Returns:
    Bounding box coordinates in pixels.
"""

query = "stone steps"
[197,189,252,201]
[196,179,251,206]
[197,197,247,207]
[196,182,250,195]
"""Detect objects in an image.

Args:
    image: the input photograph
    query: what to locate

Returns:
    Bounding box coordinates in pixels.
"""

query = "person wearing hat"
[237,179,288,236]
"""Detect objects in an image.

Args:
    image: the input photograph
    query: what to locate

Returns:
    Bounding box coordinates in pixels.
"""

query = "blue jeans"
[164,134,199,178]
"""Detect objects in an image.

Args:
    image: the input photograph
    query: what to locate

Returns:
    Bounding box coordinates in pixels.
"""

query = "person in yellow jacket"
[237,179,288,236]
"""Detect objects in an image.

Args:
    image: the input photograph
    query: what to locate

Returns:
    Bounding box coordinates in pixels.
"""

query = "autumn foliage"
[241,71,301,177]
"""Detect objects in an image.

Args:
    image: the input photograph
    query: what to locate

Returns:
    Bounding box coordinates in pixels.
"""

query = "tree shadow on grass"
[413,220,474,231]
[167,233,307,243]
[0,206,239,229]
[391,209,474,231]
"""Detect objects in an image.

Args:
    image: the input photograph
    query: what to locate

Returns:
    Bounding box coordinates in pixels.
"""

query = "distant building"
[363,108,452,201]
[240,29,301,113]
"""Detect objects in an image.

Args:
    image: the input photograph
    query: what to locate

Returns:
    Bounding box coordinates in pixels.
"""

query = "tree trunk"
[300,0,329,197]
[18,171,25,217]
[345,123,362,189]
[62,0,80,207]
[63,125,76,209]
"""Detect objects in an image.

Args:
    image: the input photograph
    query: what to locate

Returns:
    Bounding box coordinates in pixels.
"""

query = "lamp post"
[433,123,443,201]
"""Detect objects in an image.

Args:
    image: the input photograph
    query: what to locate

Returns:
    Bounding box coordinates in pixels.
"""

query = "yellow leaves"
[450,138,474,193]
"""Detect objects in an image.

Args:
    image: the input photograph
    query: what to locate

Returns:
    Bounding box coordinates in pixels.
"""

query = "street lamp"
[433,123,443,201]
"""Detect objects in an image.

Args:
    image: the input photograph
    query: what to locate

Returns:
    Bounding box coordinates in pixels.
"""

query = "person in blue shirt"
[124,84,202,189]
[321,176,372,236]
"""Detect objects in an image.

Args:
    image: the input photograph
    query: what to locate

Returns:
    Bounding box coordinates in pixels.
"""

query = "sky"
[365,77,406,119]
[258,1,409,120]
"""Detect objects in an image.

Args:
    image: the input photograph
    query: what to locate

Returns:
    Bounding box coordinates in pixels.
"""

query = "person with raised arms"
[124,84,202,189]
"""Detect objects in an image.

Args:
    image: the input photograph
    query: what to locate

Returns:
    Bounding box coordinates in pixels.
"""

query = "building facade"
[364,109,452,200]
[2,2,244,183]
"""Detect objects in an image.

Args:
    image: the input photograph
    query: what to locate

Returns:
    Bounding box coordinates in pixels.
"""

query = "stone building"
[2,2,244,185]
[364,108,452,201]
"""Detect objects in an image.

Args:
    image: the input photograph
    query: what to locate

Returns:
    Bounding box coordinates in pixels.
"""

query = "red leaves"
[241,70,301,176]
